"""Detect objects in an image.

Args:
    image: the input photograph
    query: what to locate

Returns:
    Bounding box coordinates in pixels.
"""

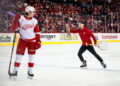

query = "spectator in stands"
[0,0,120,33]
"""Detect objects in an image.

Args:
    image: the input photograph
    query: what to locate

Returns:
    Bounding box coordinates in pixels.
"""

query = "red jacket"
[70,27,97,46]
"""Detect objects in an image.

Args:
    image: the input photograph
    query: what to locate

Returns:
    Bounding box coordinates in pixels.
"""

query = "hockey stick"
[8,31,17,76]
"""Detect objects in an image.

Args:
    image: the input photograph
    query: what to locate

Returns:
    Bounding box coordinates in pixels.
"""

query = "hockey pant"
[13,38,36,72]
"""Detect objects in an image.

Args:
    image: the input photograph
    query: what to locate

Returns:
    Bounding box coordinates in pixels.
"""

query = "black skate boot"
[80,60,87,68]
[28,71,34,79]
[9,71,18,80]
[101,62,106,68]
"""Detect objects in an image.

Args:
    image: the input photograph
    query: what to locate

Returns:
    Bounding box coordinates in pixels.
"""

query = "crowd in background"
[0,0,120,33]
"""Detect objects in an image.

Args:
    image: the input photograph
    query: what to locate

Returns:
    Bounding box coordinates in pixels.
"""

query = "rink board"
[0,33,120,46]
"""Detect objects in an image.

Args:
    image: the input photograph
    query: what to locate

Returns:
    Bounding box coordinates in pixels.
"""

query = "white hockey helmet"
[25,6,35,12]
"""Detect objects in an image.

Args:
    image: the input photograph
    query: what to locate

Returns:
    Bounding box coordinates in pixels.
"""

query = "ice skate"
[101,62,106,68]
[9,71,17,80]
[80,60,87,68]
[28,71,34,79]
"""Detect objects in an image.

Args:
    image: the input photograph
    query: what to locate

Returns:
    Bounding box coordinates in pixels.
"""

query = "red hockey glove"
[35,34,41,49]
[35,41,41,49]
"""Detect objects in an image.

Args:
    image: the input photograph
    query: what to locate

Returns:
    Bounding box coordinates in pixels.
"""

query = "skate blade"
[103,66,107,68]
[9,76,17,80]
[27,76,33,79]
[80,66,87,68]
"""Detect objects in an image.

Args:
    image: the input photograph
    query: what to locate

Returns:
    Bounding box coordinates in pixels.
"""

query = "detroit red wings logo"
[22,24,33,30]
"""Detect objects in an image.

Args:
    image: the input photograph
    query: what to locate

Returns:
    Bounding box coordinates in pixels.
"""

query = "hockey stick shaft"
[8,32,17,76]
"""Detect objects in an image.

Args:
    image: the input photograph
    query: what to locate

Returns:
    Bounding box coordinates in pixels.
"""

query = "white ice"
[0,43,120,86]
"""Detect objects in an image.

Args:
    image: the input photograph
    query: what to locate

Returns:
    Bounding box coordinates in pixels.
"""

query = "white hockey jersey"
[17,15,40,41]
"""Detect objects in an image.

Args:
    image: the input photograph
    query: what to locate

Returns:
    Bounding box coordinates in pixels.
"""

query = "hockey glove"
[35,41,41,49]
[35,34,41,49]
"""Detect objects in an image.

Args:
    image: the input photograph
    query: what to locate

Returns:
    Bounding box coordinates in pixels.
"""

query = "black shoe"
[101,62,106,68]
[80,60,87,68]
[28,71,34,79]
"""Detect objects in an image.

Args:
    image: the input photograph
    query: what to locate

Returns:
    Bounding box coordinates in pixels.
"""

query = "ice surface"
[0,43,120,86]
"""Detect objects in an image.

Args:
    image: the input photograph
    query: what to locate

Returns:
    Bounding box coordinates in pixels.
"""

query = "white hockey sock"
[13,54,23,72]
[28,54,35,72]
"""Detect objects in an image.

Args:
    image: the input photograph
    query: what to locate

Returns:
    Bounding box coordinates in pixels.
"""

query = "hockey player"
[65,22,106,68]
[10,6,41,79]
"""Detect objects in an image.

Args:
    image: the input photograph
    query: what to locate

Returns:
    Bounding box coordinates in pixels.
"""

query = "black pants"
[78,45,103,62]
